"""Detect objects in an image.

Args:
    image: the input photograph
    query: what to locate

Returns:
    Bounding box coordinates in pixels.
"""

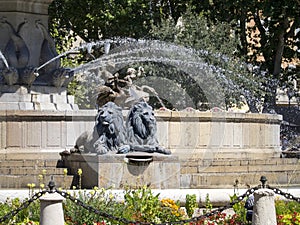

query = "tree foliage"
[49,0,193,41]
[193,0,300,111]
[48,0,299,112]
[149,9,261,110]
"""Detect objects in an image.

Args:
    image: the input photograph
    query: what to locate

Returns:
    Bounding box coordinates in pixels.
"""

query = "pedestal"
[63,153,180,189]
[0,85,78,110]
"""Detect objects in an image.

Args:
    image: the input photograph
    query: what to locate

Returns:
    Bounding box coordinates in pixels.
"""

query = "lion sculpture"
[74,102,128,154]
[119,101,171,154]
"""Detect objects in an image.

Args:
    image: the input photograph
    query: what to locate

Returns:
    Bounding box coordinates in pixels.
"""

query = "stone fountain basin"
[125,152,154,164]
[0,109,284,189]
[0,109,282,160]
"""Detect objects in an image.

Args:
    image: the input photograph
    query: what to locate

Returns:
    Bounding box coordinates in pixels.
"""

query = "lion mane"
[75,102,127,154]
[127,101,158,145]
[75,101,170,155]
[126,101,171,154]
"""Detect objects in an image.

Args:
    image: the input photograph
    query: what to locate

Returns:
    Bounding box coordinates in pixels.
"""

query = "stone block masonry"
[0,110,282,157]
[0,109,292,189]
[63,153,181,189]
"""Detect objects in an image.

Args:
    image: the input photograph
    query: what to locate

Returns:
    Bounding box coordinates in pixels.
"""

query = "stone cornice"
[0,110,282,124]
[0,0,53,15]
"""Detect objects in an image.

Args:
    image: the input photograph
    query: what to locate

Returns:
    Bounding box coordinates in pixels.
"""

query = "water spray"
[0,50,9,69]
[35,39,114,72]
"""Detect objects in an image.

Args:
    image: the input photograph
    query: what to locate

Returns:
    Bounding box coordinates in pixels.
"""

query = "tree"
[150,9,263,111]
[49,0,193,42]
[192,0,300,112]
[48,0,299,112]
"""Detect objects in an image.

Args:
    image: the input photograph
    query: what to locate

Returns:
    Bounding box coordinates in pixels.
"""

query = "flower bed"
[0,187,299,225]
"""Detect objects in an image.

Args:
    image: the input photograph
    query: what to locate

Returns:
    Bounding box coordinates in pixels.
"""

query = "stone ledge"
[0,109,282,123]
[0,0,53,15]
[168,111,282,123]
[63,153,178,163]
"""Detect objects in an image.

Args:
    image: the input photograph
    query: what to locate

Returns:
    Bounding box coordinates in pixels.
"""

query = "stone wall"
[157,111,282,159]
[0,110,282,159]
[2,109,299,189]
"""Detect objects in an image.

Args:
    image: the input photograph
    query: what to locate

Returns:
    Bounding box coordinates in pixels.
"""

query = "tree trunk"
[262,11,289,113]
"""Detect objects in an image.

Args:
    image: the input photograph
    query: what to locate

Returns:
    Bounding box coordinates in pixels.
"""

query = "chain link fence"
[0,176,299,225]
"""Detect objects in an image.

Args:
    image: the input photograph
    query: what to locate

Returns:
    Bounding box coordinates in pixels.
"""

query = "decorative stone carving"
[122,101,171,154]
[73,101,171,155]
[0,0,73,87]
[0,0,76,111]
[74,102,128,154]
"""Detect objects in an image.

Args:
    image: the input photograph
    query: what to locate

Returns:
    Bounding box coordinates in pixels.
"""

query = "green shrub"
[230,194,247,224]
[186,194,197,217]
[120,186,184,224]
[1,188,300,225]
[276,200,300,225]
[0,198,40,225]
[64,187,120,225]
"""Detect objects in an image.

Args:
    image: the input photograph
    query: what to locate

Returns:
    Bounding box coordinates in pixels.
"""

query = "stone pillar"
[0,0,76,109]
[0,0,54,68]
[39,192,65,225]
[252,189,277,225]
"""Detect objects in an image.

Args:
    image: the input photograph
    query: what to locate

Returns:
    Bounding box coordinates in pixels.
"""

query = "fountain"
[0,0,299,190]
[61,40,287,189]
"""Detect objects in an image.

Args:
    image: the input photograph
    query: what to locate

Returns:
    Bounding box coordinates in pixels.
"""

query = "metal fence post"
[252,189,277,225]
[40,181,65,225]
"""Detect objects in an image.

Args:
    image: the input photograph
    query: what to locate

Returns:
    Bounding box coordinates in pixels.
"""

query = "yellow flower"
[109,193,114,199]
[40,184,45,189]
[93,186,99,190]
[63,169,68,175]
[42,169,47,175]
[161,198,180,215]
[77,168,82,176]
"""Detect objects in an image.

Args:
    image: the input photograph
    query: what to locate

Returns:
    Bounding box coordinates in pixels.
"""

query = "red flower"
[277,215,284,220]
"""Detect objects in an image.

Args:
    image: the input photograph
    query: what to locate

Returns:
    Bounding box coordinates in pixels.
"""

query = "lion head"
[126,101,159,146]
[93,102,127,154]
[125,101,170,154]
[74,102,128,154]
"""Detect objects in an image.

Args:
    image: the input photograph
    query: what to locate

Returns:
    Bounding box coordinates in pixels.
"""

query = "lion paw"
[156,146,171,155]
[94,141,108,155]
[96,147,108,155]
[117,145,131,154]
